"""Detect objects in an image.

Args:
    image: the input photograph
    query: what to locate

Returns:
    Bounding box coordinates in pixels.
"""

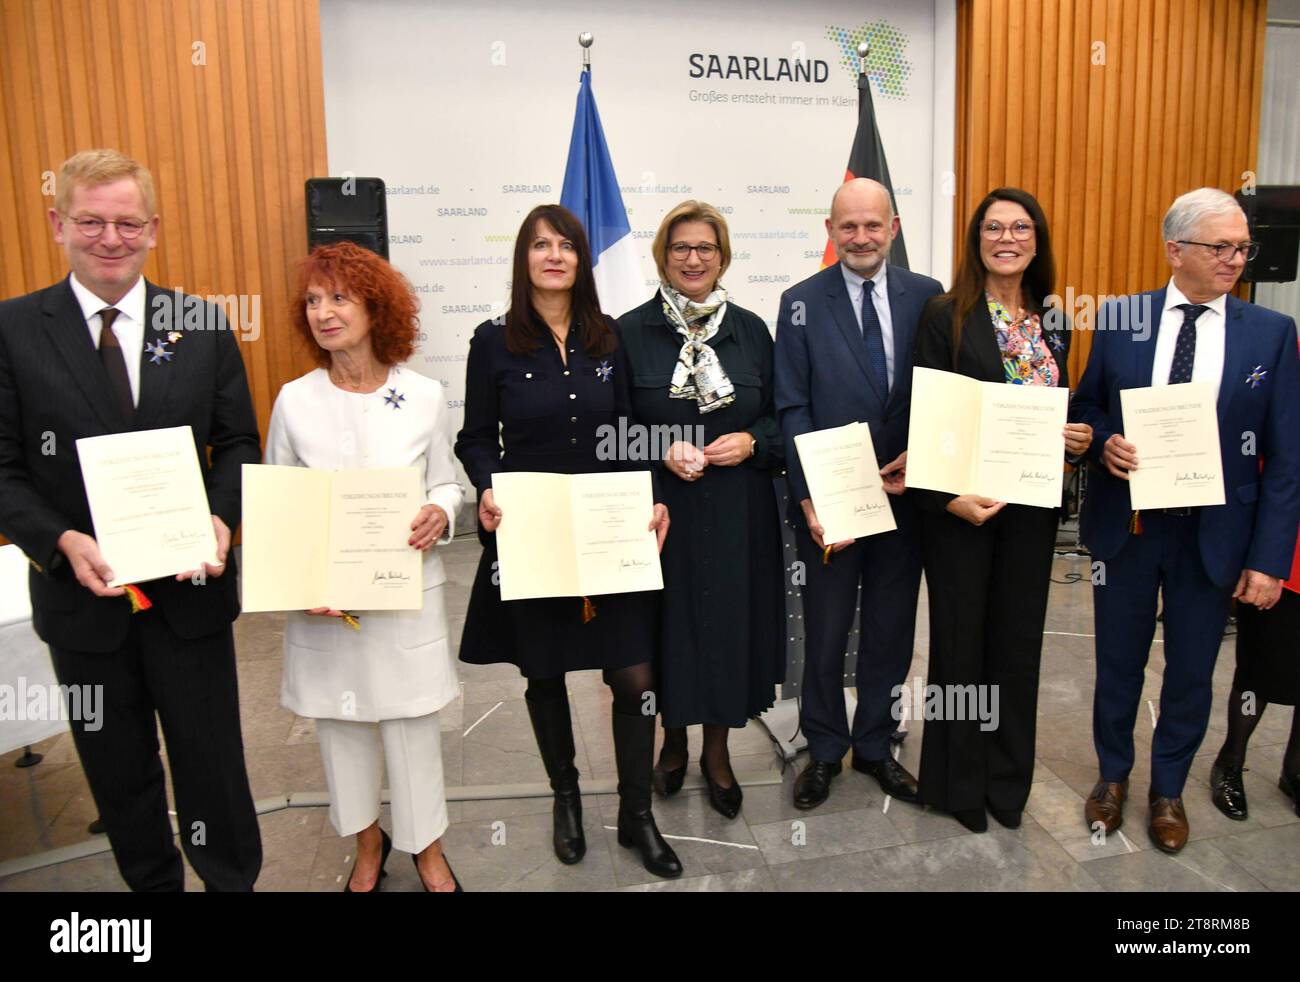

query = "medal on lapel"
[383,387,406,409]
[1245,365,1268,389]
[145,340,173,364]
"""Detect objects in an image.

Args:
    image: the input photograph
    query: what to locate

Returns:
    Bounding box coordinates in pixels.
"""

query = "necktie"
[1168,303,1207,385]
[98,307,134,419]
[861,280,888,396]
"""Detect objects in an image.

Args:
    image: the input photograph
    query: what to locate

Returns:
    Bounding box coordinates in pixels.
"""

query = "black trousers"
[916,503,1058,813]
[49,611,262,891]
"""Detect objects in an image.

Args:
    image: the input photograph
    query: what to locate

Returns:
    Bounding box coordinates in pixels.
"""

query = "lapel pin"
[1245,365,1268,389]
[596,359,613,383]
[383,387,406,409]
[145,340,173,365]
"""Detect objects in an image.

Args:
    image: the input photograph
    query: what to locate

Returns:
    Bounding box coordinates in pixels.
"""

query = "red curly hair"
[290,241,420,367]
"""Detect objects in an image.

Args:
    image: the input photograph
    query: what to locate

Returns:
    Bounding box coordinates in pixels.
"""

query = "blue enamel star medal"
[384,387,406,409]
[1245,365,1268,389]
[145,340,173,364]
[596,359,613,383]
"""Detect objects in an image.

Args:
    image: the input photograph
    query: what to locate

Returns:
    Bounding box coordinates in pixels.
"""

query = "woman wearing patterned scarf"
[618,201,785,819]
[911,188,1092,833]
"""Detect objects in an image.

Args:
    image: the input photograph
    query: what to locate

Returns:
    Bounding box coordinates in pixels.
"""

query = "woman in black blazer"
[455,204,681,878]
[912,187,1093,832]
[617,200,785,819]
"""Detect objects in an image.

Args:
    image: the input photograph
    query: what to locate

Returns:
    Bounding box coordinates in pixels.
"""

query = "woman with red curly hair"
[266,241,465,892]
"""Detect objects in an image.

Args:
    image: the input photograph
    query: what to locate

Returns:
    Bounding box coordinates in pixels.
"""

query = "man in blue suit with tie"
[774,178,943,809]
[1072,188,1300,853]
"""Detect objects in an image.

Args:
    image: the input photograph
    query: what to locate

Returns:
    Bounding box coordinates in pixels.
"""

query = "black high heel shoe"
[343,827,392,893]
[412,850,463,892]
[951,808,988,833]
[700,757,743,819]
[1280,772,1300,818]
[653,757,687,796]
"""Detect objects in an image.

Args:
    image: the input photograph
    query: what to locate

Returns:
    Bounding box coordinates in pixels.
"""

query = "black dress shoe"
[951,808,988,833]
[700,758,743,819]
[851,755,920,803]
[1209,760,1249,820]
[793,759,842,810]
[653,758,687,796]
[1280,772,1300,817]
[344,827,392,893]
[412,851,463,892]
[987,805,1022,829]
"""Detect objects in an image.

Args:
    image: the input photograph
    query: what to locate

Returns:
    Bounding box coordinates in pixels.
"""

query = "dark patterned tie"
[1168,303,1207,385]
[98,307,134,419]
[861,280,888,396]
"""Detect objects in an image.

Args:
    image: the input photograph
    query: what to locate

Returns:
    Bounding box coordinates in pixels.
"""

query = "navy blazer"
[0,276,261,651]
[1069,288,1300,587]
[773,262,943,522]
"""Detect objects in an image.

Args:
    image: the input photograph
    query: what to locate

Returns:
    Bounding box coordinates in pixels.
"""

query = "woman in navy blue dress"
[455,205,681,878]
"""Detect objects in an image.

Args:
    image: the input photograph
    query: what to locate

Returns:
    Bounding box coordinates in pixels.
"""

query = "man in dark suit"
[773,178,943,808]
[1071,187,1300,853]
[0,149,263,889]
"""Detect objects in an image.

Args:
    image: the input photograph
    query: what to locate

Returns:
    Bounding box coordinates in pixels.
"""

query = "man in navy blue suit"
[774,178,943,809]
[1072,188,1300,853]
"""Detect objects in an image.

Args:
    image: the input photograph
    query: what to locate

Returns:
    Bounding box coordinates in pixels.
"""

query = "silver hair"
[1162,187,1245,242]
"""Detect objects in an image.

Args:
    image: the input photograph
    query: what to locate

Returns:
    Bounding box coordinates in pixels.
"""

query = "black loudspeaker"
[306,177,389,259]
[1236,185,1300,284]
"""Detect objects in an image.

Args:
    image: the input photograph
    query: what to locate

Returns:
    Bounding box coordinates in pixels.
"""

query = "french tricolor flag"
[560,68,643,319]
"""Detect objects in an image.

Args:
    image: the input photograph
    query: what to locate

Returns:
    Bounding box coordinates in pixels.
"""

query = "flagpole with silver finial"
[857,41,869,75]
[579,31,593,70]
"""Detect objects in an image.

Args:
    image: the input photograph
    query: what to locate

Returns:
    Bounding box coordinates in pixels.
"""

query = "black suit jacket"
[0,276,261,651]
[912,295,1073,512]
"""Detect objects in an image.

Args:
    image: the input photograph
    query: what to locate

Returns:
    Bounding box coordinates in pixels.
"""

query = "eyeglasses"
[668,242,719,260]
[66,216,149,239]
[980,220,1035,241]
[1175,240,1260,262]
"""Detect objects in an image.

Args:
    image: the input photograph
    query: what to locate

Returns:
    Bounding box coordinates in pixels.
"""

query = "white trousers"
[315,712,448,855]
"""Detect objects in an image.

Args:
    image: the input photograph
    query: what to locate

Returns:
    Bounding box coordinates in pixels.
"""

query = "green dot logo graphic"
[827,21,913,99]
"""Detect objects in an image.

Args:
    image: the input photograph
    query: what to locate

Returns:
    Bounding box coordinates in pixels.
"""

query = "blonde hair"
[55,149,157,217]
[651,200,732,285]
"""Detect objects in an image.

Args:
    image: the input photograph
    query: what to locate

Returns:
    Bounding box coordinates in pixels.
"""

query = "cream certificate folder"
[240,465,422,612]
[492,471,663,601]
[76,426,219,586]
[908,367,1069,508]
[794,423,896,542]
[1120,383,1225,509]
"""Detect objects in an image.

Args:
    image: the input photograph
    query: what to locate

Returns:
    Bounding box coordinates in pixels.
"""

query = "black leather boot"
[612,708,683,878]
[525,690,586,864]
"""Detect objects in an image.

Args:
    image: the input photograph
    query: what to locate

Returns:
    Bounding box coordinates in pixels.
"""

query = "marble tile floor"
[1,542,1295,892]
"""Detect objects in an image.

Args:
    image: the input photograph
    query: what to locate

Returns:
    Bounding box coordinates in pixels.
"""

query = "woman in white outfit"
[267,241,464,892]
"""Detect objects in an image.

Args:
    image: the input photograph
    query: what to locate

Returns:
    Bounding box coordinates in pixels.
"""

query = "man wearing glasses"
[1071,187,1300,854]
[0,149,262,889]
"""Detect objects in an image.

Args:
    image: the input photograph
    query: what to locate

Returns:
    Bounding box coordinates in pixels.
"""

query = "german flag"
[820,56,909,270]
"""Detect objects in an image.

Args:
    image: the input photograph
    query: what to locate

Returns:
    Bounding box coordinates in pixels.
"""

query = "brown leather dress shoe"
[1084,779,1128,833]
[1147,793,1189,854]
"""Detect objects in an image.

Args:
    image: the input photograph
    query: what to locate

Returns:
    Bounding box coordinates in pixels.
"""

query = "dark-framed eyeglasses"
[668,242,719,260]
[1175,239,1260,262]
[65,215,149,239]
[980,220,1035,241]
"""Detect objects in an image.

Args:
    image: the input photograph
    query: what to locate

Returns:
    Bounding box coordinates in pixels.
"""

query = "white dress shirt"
[1150,278,1227,402]
[841,261,896,390]
[69,273,147,407]
[266,365,465,721]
